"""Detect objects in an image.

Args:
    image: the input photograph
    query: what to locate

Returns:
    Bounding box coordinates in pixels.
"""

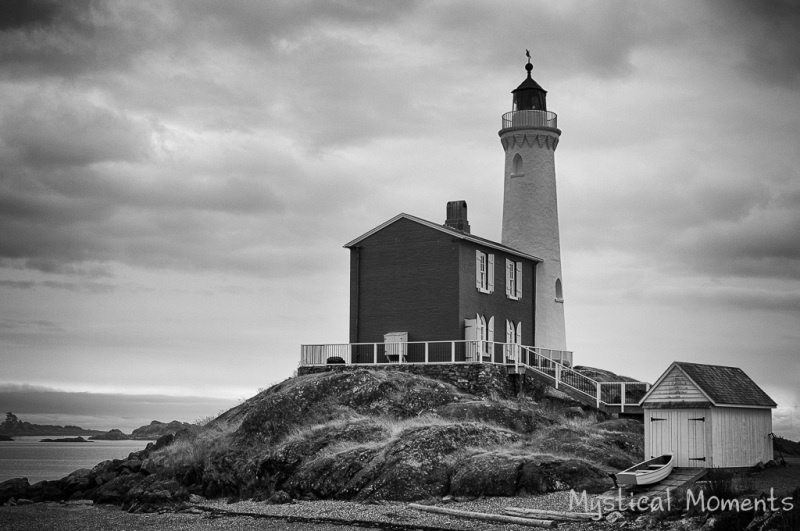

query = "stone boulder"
[61,468,95,499]
[122,477,189,512]
[26,480,65,502]
[0,477,30,504]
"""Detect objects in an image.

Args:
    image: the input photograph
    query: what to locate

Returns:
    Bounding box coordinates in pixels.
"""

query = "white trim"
[344,213,543,262]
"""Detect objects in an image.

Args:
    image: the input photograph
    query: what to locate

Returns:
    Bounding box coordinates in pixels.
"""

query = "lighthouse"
[499,53,566,351]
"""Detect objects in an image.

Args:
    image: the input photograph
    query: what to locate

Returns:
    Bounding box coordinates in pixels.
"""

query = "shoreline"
[0,494,605,531]
[3,462,799,531]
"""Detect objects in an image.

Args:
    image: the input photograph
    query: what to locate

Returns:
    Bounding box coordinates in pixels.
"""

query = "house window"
[506,259,522,300]
[476,250,494,293]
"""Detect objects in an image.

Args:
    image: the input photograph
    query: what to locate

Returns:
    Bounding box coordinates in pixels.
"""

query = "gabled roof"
[641,361,777,408]
[344,213,543,263]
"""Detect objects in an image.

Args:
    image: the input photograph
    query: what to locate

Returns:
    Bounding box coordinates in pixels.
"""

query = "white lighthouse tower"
[500,54,566,351]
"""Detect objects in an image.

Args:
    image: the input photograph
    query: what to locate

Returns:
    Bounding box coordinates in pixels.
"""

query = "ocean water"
[0,436,154,484]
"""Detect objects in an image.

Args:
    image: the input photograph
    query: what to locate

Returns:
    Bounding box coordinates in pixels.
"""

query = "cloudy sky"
[1,1,798,436]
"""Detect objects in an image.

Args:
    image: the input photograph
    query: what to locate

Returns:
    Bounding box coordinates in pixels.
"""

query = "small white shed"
[640,362,776,468]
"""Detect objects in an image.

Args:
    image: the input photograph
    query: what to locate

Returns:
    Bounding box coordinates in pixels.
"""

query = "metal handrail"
[517,345,649,409]
[299,340,646,410]
[501,110,558,130]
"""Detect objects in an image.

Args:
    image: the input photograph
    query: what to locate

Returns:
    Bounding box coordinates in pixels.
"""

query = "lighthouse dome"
[512,60,548,111]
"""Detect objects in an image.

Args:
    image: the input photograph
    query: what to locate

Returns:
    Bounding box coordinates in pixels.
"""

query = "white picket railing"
[299,340,648,411]
[300,340,562,366]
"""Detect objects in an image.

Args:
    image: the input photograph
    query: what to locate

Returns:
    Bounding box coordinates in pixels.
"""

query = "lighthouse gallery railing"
[501,110,558,129]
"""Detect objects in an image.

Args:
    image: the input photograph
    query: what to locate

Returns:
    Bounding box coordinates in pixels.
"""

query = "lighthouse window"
[512,153,524,177]
[555,278,563,302]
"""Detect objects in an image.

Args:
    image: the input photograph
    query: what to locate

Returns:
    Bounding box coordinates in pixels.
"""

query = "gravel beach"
[1,463,797,531]
[0,493,609,531]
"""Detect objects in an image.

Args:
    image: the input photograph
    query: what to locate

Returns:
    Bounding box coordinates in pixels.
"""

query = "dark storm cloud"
[0,279,35,290]
[710,0,800,87]
[0,0,83,30]
[0,0,117,78]
[1,92,151,167]
[421,0,674,79]
[0,168,292,276]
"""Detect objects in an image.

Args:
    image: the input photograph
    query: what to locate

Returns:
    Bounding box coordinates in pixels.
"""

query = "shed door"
[647,411,670,459]
[646,409,709,468]
[687,415,706,466]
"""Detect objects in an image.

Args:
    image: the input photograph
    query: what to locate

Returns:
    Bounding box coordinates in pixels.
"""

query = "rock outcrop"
[1,369,646,511]
[130,420,196,440]
[89,429,130,440]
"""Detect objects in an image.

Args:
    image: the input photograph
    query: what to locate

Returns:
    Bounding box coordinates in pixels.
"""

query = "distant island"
[0,412,102,437]
[128,420,196,440]
[89,428,129,440]
[1,412,195,441]
[40,436,94,443]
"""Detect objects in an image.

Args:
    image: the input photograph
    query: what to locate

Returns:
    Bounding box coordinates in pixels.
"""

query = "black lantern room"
[512,53,547,112]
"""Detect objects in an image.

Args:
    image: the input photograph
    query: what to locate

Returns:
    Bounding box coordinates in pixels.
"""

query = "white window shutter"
[516,261,523,299]
[464,318,477,340]
[488,254,495,293]
[488,316,494,342]
[465,318,477,361]
[516,322,522,344]
[506,259,513,297]
[475,251,482,290]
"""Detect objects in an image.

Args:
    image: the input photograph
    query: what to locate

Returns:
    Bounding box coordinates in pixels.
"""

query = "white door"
[646,408,709,467]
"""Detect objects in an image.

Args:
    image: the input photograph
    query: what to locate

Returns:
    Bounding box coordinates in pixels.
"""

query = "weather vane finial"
[525,49,533,75]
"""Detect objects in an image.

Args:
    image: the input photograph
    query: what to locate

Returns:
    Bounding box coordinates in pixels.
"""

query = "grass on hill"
[140,368,645,502]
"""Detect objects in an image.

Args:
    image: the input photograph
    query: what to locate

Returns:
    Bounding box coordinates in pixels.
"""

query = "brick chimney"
[445,200,470,233]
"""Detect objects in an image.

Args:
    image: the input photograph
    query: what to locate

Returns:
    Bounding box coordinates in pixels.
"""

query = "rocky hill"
[0,368,645,510]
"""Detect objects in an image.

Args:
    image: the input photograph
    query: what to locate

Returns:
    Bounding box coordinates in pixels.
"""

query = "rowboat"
[615,454,674,486]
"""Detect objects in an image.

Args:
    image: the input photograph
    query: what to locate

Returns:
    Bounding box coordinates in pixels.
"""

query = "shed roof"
[344,213,543,263]
[642,361,777,408]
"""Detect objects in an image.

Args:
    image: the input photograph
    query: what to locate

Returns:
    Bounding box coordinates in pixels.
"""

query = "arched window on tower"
[512,153,523,177]
[555,278,563,302]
